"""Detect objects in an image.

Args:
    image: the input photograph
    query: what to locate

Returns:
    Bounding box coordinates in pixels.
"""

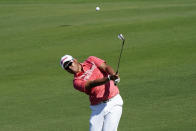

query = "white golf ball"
[96,6,100,11]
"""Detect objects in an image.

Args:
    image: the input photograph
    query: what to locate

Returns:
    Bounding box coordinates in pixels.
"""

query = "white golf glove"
[114,78,120,85]
[107,75,120,85]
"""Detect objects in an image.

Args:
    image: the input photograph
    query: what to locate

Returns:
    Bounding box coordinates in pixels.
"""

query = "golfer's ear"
[73,59,77,62]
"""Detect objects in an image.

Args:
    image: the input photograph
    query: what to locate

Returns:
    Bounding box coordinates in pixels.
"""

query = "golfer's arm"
[99,62,116,75]
[85,77,110,90]
[85,63,116,90]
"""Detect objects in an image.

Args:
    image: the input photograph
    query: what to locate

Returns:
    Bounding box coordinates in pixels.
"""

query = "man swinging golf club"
[60,34,125,131]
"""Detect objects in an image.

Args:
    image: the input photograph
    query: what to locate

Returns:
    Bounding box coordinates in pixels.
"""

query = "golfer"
[60,54,123,131]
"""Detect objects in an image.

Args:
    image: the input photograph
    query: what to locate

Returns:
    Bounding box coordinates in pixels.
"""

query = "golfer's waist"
[102,94,120,103]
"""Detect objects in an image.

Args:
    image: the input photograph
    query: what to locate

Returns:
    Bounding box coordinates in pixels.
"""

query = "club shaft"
[116,40,125,75]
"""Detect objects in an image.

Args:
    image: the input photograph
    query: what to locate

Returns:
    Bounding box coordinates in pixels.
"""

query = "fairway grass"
[0,0,196,130]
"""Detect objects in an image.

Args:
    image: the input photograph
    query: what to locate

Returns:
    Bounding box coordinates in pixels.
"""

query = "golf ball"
[96,7,100,11]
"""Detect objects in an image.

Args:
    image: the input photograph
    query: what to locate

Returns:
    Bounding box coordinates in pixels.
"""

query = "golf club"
[115,34,125,85]
[116,34,125,75]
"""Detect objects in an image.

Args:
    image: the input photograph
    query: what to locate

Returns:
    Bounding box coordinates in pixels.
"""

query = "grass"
[0,0,196,130]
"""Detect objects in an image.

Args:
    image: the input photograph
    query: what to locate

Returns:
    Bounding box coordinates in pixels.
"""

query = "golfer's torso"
[78,57,119,105]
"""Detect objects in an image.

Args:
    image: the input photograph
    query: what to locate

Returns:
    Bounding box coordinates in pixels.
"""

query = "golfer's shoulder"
[87,56,100,61]
[86,56,105,67]
[86,56,104,63]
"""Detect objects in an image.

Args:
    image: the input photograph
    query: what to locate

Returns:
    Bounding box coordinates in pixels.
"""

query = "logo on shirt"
[78,62,96,80]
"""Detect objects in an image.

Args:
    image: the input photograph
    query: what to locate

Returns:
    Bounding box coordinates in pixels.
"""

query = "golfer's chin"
[67,69,78,74]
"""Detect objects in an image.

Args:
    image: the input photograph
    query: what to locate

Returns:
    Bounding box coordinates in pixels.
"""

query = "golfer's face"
[65,60,79,74]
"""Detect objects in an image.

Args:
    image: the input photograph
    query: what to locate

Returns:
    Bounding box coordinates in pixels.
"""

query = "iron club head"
[118,34,125,41]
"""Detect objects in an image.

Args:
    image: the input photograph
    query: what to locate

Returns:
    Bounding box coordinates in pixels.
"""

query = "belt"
[102,95,118,103]
[103,99,111,103]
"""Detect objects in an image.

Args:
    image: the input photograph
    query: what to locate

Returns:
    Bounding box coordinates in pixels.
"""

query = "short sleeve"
[73,79,90,94]
[87,56,105,67]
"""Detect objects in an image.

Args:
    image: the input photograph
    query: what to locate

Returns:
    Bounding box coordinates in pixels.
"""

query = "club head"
[118,34,125,41]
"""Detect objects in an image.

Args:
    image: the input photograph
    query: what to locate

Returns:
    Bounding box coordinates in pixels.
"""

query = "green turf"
[0,0,196,130]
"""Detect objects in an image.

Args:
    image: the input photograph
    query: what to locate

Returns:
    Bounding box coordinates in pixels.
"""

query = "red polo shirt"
[73,56,119,105]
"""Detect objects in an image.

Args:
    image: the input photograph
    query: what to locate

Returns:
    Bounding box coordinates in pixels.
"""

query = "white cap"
[60,55,74,69]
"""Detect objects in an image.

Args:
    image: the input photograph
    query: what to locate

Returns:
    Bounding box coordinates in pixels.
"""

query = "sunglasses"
[63,60,73,70]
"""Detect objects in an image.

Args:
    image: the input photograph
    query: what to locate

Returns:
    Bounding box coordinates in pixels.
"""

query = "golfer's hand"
[114,78,120,85]
[109,74,120,85]
[109,74,119,80]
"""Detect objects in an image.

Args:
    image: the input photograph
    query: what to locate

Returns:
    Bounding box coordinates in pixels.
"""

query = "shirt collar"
[74,63,85,77]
